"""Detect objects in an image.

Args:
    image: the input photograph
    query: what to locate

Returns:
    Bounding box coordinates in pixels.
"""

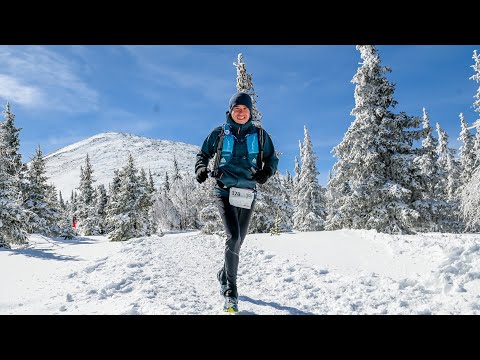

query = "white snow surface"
[1,229,479,315]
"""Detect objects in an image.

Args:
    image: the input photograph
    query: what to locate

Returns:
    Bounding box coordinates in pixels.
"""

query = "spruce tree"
[326,45,421,234]
[270,210,282,236]
[461,49,480,230]
[147,169,158,234]
[105,170,121,234]
[0,102,27,247]
[95,184,108,234]
[411,108,443,231]
[1,102,23,181]
[458,113,476,187]
[293,126,326,231]
[23,145,59,235]
[76,154,98,235]
[163,171,170,192]
[233,53,262,126]
[109,155,148,241]
[436,123,463,232]
[197,176,223,235]
[470,50,480,122]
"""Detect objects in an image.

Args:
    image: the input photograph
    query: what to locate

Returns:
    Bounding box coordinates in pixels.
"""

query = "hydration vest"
[213,123,264,171]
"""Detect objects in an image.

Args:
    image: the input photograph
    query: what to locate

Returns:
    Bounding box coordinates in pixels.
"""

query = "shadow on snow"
[240,295,314,315]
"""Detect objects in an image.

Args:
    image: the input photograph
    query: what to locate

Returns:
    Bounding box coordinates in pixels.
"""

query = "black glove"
[252,167,273,185]
[210,168,221,179]
[196,167,208,184]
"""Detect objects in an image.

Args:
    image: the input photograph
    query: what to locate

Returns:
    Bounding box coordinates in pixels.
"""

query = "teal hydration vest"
[214,123,264,171]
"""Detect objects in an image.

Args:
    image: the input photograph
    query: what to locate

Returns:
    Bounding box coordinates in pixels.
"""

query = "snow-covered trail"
[2,231,480,314]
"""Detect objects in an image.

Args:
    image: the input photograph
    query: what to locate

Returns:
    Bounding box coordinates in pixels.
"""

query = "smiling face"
[230,105,250,125]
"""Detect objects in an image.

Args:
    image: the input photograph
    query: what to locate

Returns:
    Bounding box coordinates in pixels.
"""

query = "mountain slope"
[43,132,200,198]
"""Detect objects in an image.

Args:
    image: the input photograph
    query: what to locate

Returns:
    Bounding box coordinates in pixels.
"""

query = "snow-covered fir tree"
[292,156,301,207]
[58,191,75,240]
[197,176,223,235]
[76,154,98,235]
[105,169,121,234]
[233,53,262,126]
[154,182,181,231]
[137,168,154,236]
[457,113,476,187]
[45,184,61,236]
[0,102,27,248]
[163,171,170,193]
[410,108,444,232]
[435,123,463,232]
[23,145,60,235]
[169,174,199,230]
[94,184,108,234]
[147,169,158,234]
[251,168,293,233]
[470,50,480,121]
[270,210,282,236]
[172,155,182,182]
[59,216,76,239]
[292,126,326,231]
[1,102,23,183]
[282,169,295,225]
[59,191,66,211]
[326,45,422,234]
[284,169,293,194]
[460,49,480,230]
[436,123,459,202]
[109,155,151,241]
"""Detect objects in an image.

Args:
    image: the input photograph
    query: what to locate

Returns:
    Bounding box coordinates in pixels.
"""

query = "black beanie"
[228,92,253,114]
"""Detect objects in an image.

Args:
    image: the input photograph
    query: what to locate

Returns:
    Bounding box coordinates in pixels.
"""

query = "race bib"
[229,187,255,209]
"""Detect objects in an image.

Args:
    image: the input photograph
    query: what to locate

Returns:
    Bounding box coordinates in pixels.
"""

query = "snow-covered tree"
[76,154,98,235]
[1,102,23,183]
[292,155,301,207]
[172,156,182,182]
[147,169,158,234]
[270,210,282,236]
[94,184,108,234]
[293,126,326,231]
[109,155,151,241]
[170,175,199,230]
[197,176,223,235]
[436,123,460,201]
[59,191,66,211]
[233,53,262,126]
[137,168,154,236]
[23,145,60,235]
[434,123,463,232]
[326,45,422,234]
[460,49,480,230]
[409,108,445,232]
[0,102,27,248]
[45,184,62,236]
[154,183,181,231]
[105,170,121,234]
[457,113,476,186]
[470,50,480,120]
[163,171,170,193]
[250,168,293,233]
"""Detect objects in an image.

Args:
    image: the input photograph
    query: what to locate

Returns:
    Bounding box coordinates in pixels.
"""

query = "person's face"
[231,105,250,125]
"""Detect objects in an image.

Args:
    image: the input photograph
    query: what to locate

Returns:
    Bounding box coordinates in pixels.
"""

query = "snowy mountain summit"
[43,132,200,197]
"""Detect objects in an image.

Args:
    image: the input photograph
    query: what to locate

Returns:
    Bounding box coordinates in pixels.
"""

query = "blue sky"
[1,45,479,185]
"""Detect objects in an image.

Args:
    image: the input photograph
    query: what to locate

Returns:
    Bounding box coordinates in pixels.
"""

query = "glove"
[209,168,221,179]
[252,167,273,185]
[196,167,208,184]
